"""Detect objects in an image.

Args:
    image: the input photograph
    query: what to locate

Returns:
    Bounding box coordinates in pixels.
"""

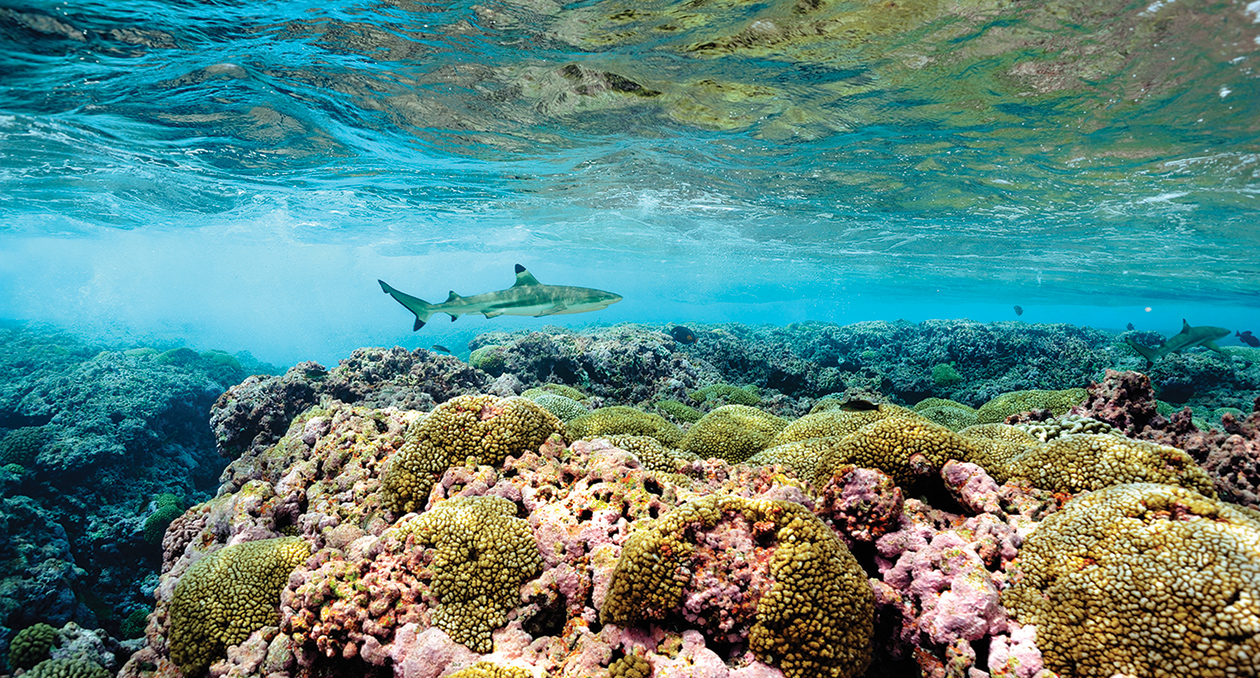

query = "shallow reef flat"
[2,320,1260,678]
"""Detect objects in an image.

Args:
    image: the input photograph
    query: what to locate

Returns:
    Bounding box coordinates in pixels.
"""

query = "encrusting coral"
[679,404,787,462]
[167,537,311,675]
[1003,483,1260,678]
[601,494,874,678]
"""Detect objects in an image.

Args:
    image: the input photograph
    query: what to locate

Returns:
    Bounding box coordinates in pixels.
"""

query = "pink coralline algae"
[1073,369,1260,508]
[869,461,1061,678]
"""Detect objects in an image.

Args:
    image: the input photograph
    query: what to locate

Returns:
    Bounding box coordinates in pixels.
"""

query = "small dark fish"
[431,344,452,354]
[1126,323,1135,331]
[1238,331,1260,348]
[840,398,880,411]
[1013,305,1023,316]
[670,325,697,344]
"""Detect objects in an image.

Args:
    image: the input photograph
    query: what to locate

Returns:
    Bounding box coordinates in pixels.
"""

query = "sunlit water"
[1,0,1258,364]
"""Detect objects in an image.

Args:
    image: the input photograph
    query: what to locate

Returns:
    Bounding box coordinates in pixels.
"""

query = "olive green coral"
[565,406,682,447]
[818,416,978,488]
[1003,433,1216,496]
[915,403,979,431]
[770,404,914,447]
[1003,483,1260,678]
[599,434,685,472]
[23,659,110,678]
[143,494,185,544]
[608,652,652,678]
[679,405,787,463]
[392,496,542,653]
[956,424,1040,482]
[445,662,535,678]
[8,622,59,670]
[382,395,565,514]
[601,495,873,678]
[975,388,1087,424]
[653,399,703,423]
[0,426,46,466]
[687,383,761,406]
[522,383,588,401]
[525,392,589,423]
[168,537,311,675]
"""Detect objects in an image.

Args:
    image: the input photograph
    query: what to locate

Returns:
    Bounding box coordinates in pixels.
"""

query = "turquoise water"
[1,0,1258,364]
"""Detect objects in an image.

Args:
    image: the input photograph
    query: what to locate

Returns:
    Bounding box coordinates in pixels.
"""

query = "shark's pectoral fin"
[1205,341,1229,356]
[484,310,504,318]
[536,304,568,317]
[448,314,459,322]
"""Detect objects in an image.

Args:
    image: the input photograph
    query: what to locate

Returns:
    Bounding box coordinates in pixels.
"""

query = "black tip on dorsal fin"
[515,263,525,274]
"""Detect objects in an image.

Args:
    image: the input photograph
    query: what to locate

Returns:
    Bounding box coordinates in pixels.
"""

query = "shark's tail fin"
[1124,336,1159,367]
[379,280,435,331]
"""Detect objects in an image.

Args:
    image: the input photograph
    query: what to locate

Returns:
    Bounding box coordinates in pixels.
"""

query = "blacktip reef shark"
[379,264,622,330]
[1125,319,1231,366]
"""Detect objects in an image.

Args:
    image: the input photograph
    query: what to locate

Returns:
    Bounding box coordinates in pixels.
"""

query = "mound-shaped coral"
[523,392,588,422]
[22,658,110,678]
[0,426,46,466]
[601,494,874,678]
[914,402,979,431]
[445,662,533,678]
[770,403,914,446]
[956,423,1040,482]
[1004,433,1216,496]
[168,537,311,675]
[976,388,1087,424]
[391,496,542,653]
[382,395,564,514]
[8,622,59,670]
[818,416,979,487]
[565,406,682,446]
[679,404,787,462]
[597,434,692,472]
[1015,412,1122,442]
[1004,483,1260,678]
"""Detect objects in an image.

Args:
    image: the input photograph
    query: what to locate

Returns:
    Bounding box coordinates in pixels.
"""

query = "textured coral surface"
[8,321,1260,678]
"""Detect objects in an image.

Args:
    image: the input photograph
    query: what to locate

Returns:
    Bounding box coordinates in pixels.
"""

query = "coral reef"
[12,320,1260,678]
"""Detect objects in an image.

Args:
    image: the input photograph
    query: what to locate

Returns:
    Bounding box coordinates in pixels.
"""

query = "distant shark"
[1125,319,1231,366]
[379,264,622,330]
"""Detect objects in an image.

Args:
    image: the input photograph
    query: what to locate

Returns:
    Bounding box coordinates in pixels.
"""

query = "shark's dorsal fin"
[512,263,541,287]
[1182,319,1192,332]
[445,291,462,303]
